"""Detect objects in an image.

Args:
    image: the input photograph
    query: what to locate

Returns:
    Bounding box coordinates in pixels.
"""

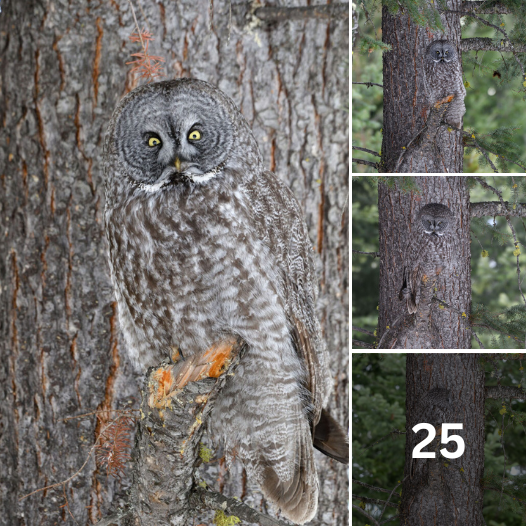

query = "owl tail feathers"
[399,276,417,314]
[406,296,417,314]
[255,434,319,524]
[313,408,349,464]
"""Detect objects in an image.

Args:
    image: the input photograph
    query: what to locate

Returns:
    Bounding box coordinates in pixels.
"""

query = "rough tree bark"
[378,176,471,349]
[0,1,349,525]
[400,354,486,525]
[381,0,465,173]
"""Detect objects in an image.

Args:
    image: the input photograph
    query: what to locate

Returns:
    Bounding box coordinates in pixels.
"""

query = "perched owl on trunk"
[424,40,466,129]
[399,203,454,314]
[103,79,348,524]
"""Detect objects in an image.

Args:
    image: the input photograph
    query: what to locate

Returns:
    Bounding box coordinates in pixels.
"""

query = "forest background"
[352,176,526,349]
[352,8,526,173]
[352,352,526,526]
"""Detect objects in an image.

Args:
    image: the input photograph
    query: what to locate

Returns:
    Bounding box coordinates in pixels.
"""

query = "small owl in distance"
[399,203,454,314]
[424,40,466,129]
[103,78,348,524]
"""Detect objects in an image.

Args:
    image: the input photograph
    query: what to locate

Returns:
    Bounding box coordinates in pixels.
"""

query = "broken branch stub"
[105,338,246,526]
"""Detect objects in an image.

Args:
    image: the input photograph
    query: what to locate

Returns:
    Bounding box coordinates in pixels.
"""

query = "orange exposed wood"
[93,18,103,106]
[204,340,237,378]
[148,338,238,409]
[434,94,455,108]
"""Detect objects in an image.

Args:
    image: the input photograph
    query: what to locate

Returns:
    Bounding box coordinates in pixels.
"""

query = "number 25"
[412,423,465,459]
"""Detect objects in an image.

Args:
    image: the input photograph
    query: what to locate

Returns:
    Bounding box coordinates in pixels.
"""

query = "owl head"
[426,40,457,63]
[417,203,454,237]
[104,79,262,195]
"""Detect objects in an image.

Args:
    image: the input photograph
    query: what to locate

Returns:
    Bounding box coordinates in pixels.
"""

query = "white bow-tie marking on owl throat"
[130,161,226,193]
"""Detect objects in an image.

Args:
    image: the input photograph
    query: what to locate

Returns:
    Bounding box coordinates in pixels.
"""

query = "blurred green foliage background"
[352,176,526,349]
[352,9,526,173]
[352,353,526,526]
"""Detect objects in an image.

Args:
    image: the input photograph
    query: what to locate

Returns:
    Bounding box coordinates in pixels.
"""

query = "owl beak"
[174,157,181,172]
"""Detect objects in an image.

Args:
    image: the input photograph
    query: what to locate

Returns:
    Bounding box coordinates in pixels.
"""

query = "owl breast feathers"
[103,79,348,524]
[424,40,466,128]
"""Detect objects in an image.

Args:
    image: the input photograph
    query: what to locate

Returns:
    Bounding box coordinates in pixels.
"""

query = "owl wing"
[245,171,348,460]
[400,235,429,312]
[245,170,324,419]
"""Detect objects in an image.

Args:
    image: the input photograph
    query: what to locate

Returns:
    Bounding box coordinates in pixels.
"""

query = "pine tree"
[352,0,526,173]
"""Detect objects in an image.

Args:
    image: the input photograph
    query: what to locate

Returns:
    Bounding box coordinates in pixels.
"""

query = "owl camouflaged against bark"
[399,203,454,314]
[103,78,348,524]
[410,388,458,478]
[424,40,466,129]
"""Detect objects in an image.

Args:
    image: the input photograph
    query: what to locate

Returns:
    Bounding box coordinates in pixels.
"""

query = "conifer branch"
[361,429,406,450]
[474,177,526,308]
[461,37,526,53]
[352,503,381,526]
[471,202,526,218]
[486,385,526,400]
[353,146,381,157]
[455,14,526,77]
[485,353,526,360]
[352,494,398,509]
[352,339,375,348]
[380,515,400,525]
[352,325,376,336]
[352,81,384,88]
[380,477,407,520]
[447,124,526,173]
[472,138,499,173]
[472,323,524,343]
[472,331,486,349]
[353,158,380,170]
[352,479,393,494]
[352,249,380,257]
[459,2,510,14]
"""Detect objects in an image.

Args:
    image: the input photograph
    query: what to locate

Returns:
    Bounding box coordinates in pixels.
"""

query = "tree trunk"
[378,176,471,349]
[381,1,465,173]
[400,354,485,525]
[0,1,348,525]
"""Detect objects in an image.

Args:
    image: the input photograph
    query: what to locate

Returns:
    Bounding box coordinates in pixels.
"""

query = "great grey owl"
[103,78,348,524]
[424,40,466,129]
[399,203,454,314]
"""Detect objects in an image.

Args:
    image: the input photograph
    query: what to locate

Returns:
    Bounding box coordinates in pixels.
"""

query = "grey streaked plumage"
[424,40,466,129]
[103,78,348,524]
[399,203,454,314]
[413,387,455,428]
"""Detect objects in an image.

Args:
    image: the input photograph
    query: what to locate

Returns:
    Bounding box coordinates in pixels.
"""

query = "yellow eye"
[148,137,161,147]
[188,130,201,141]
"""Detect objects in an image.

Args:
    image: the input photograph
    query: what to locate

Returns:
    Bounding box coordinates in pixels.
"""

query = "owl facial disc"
[421,216,448,236]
